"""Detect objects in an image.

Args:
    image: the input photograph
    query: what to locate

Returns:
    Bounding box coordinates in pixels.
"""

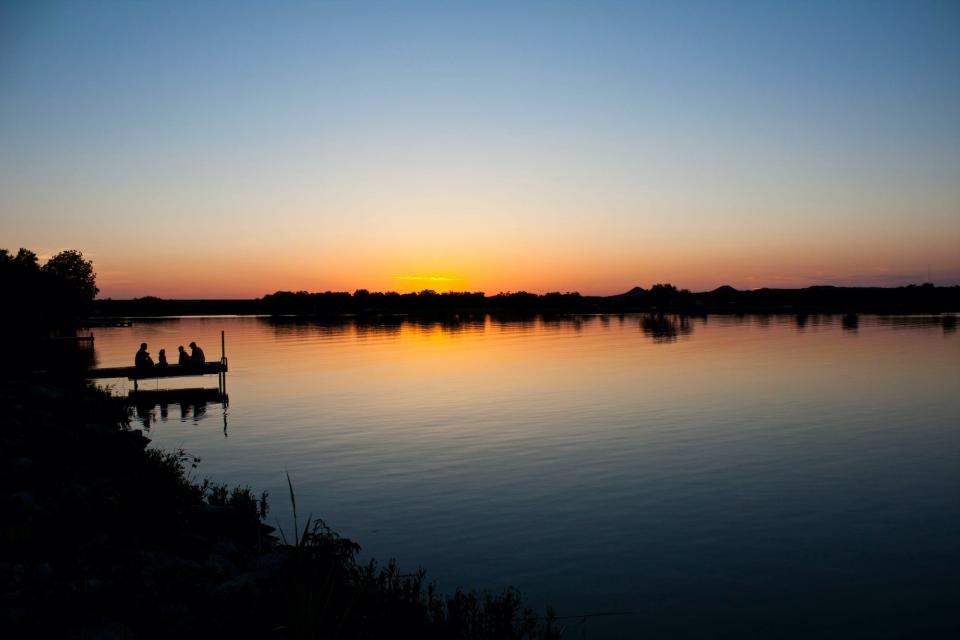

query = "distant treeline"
[93,282,960,317]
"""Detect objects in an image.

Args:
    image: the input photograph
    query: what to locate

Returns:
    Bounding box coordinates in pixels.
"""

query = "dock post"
[219,330,226,396]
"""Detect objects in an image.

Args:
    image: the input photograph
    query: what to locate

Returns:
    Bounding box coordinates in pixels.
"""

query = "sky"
[1,0,958,298]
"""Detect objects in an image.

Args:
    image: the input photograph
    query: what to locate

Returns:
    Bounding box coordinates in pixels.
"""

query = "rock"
[210,540,238,558]
[204,553,237,577]
[148,551,203,577]
[30,386,63,401]
[211,571,260,598]
[11,491,37,509]
[157,603,190,619]
[9,457,33,472]
[251,551,285,575]
[172,531,210,559]
[189,504,248,538]
[75,619,135,639]
[84,577,103,594]
[0,607,29,627]
[116,429,151,448]
[32,563,53,581]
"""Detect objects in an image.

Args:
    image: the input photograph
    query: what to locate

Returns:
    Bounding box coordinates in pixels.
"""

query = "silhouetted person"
[177,345,190,366]
[157,348,168,367]
[189,341,205,366]
[135,343,154,369]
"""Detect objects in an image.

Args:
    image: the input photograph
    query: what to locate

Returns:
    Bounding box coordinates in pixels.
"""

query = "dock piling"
[219,330,227,394]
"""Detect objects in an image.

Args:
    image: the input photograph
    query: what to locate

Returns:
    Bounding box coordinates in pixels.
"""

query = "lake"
[90,314,959,638]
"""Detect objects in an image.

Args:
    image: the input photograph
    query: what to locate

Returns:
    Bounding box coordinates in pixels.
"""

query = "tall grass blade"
[286,470,299,546]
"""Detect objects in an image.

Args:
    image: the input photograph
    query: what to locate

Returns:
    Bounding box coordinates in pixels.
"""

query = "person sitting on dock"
[177,345,190,366]
[135,343,154,369]
[157,348,168,367]
[189,341,205,366]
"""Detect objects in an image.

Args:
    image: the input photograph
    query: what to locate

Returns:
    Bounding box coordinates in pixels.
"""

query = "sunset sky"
[1,1,958,298]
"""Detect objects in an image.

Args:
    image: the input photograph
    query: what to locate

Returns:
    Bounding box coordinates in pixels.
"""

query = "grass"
[274,471,561,639]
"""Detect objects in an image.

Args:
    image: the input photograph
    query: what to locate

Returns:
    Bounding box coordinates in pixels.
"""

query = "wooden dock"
[86,331,229,393]
[87,361,227,380]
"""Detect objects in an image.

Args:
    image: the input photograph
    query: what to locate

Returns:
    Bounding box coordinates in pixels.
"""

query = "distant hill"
[611,286,647,298]
[711,285,739,294]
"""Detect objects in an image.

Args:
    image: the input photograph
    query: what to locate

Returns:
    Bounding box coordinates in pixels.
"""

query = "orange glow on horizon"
[81,214,960,299]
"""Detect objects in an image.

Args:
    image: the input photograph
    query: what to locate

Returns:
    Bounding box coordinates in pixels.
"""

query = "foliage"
[0,246,98,333]
[275,472,560,640]
[42,248,100,301]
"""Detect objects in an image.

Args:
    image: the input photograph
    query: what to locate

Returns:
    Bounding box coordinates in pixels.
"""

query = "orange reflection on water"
[89,314,958,445]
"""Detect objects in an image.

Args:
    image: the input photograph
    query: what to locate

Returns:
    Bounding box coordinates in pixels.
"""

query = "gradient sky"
[1,1,958,298]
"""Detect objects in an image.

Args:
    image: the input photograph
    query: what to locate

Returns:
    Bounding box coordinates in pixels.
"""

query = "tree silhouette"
[42,250,99,301]
[1,247,99,334]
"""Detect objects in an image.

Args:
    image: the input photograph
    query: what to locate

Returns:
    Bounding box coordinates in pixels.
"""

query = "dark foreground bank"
[0,379,559,639]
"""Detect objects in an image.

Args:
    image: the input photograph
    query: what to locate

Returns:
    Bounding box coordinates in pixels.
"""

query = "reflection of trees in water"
[260,313,604,339]
[259,315,491,340]
[405,315,487,335]
[640,314,694,343]
[216,312,960,357]
[490,314,537,333]
[261,313,707,342]
[875,314,957,334]
[257,312,957,340]
[944,315,957,334]
[540,315,586,333]
[261,317,357,340]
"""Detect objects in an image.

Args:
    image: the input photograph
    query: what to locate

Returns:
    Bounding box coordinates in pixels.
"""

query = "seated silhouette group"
[135,341,205,369]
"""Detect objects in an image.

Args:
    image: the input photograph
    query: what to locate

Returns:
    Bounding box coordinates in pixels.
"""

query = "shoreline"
[0,377,559,638]
[90,284,960,318]
[81,310,960,325]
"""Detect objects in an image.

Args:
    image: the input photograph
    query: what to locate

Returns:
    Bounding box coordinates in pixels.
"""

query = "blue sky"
[1,1,958,296]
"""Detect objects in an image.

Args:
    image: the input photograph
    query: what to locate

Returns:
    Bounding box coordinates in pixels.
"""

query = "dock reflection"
[130,388,229,435]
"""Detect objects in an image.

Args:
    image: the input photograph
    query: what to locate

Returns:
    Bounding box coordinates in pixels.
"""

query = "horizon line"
[94,281,953,301]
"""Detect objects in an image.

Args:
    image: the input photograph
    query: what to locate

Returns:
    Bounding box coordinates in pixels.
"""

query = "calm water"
[91,314,959,637]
